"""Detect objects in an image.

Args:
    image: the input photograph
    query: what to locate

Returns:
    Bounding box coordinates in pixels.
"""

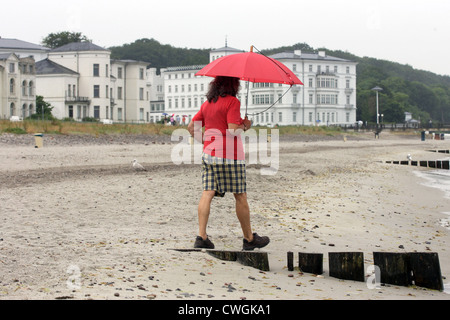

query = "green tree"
[30,96,54,120]
[41,31,91,49]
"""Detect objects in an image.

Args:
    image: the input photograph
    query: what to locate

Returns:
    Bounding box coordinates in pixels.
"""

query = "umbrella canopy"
[196,51,303,86]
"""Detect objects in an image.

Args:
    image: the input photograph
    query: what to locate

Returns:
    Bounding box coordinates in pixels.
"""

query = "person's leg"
[234,193,253,242]
[198,190,216,240]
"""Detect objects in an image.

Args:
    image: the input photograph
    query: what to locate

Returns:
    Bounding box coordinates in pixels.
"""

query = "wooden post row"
[287,251,443,291]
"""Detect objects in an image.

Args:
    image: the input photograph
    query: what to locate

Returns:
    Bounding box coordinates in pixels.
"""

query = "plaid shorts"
[202,153,246,197]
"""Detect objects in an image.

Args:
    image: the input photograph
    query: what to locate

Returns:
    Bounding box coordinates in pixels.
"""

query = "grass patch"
[0,120,354,137]
[3,127,27,134]
[0,120,184,136]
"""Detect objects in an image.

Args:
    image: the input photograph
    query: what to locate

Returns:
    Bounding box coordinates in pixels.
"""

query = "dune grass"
[0,119,356,138]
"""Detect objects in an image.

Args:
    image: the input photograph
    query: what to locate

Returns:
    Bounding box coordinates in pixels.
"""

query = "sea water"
[413,165,450,294]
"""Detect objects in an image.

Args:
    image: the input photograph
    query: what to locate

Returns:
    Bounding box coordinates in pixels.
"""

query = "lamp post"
[371,86,383,126]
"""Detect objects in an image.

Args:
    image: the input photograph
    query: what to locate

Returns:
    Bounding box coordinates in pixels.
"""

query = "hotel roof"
[36,59,79,75]
[51,42,109,53]
[0,38,50,51]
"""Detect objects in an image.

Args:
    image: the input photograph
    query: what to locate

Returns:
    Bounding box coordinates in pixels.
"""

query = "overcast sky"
[2,0,449,76]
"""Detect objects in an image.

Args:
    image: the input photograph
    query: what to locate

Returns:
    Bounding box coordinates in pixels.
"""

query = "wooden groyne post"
[328,252,365,282]
[373,252,443,291]
[298,252,324,275]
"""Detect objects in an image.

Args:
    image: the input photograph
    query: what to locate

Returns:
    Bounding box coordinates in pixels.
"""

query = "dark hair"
[206,76,241,103]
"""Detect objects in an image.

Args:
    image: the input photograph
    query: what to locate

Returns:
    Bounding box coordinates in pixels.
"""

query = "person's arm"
[188,120,204,143]
[228,116,251,133]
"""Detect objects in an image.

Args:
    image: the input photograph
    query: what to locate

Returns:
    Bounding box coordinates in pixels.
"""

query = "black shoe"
[194,236,215,249]
[243,233,270,251]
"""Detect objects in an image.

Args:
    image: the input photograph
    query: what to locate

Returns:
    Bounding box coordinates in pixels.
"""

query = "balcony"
[65,96,90,104]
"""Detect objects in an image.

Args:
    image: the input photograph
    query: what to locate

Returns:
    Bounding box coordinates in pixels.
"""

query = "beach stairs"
[287,251,444,291]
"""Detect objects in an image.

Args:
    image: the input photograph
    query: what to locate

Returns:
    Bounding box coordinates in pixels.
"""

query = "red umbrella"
[196,48,303,86]
[196,47,303,116]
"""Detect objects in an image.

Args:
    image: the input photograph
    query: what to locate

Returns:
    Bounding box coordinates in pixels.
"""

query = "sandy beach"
[0,130,449,301]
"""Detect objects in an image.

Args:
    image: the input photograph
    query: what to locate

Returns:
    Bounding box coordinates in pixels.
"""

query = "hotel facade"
[156,46,358,126]
[36,42,151,122]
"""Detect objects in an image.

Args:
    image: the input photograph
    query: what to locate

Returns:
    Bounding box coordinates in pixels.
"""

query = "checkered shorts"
[202,153,246,197]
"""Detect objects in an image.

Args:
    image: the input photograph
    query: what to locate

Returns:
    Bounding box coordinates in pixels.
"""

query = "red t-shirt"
[192,95,244,160]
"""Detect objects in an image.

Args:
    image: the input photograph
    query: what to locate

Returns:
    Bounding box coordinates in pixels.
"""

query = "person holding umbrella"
[188,76,270,251]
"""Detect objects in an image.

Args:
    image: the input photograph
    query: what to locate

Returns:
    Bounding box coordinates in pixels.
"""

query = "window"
[9,63,15,73]
[252,94,274,105]
[140,68,144,80]
[346,66,350,74]
[106,64,109,77]
[10,79,15,94]
[293,94,297,104]
[106,85,109,98]
[317,77,338,88]
[118,108,123,121]
[293,112,297,122]
[346,80,350,89]
[118,87,123,100]
[118,67,123,79]
[94,106,100,119]
[293,64,297,72]
[309,112,313,123]
[139,88,144,100]
[93,64,100,77]
[22,81,27,96]
[317,94,338,105]
[94,85,100,98]
[309,65,313,72]
[309,94,313,104]
[278,112,283,123]
[68,105,74,118]
[10,103,15,116]
[309,78,313,87]
[139,108,144,120]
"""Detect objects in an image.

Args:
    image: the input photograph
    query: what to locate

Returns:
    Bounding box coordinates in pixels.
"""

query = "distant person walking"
[188,76,270,251]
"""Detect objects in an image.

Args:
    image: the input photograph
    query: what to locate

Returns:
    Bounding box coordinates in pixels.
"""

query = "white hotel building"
[36,42,151,122]
[1,38,357,125]
[155,46,357,126]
